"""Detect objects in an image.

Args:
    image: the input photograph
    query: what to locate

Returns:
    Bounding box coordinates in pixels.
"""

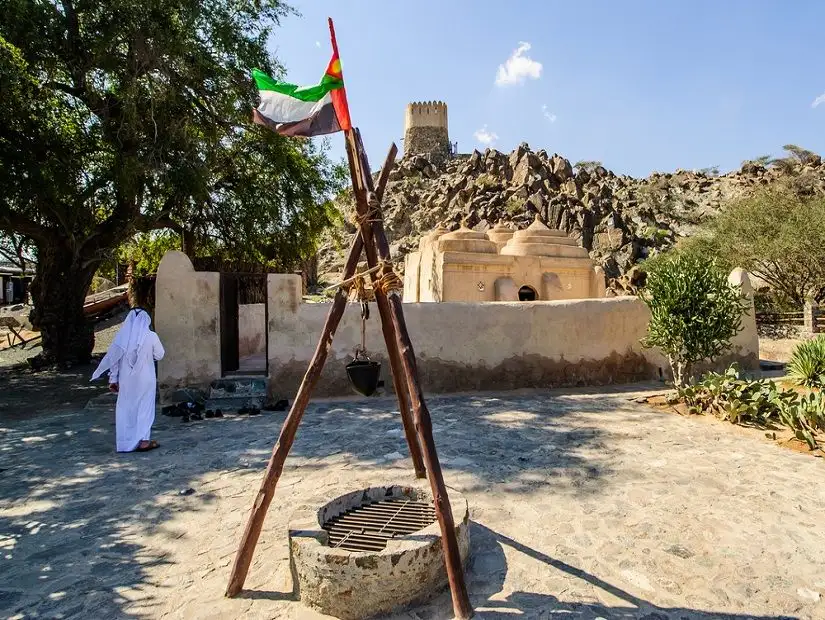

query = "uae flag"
[252,49,352,137]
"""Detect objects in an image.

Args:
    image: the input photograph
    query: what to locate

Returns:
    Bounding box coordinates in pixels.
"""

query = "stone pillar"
[727,268,760,372]
[802,298,820,337]
[155,251,221,397]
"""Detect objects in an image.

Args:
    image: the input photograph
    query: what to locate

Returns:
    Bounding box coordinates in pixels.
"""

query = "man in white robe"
[91,308,165,452]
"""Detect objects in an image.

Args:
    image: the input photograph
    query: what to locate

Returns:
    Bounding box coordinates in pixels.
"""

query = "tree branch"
[0,210,49,243]
[43,81,84,98]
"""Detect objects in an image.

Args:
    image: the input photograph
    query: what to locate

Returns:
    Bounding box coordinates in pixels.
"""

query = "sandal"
[135,440,160,452]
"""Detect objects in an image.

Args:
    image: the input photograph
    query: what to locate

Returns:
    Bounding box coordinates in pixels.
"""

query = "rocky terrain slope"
[319,144,825,294]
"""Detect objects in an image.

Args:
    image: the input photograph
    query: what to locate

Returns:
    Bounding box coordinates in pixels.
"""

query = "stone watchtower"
[403,101,450,162]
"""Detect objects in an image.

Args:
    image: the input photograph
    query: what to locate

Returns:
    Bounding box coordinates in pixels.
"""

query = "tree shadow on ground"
[418,522,797,620]
[0,374,807,619]
[0,378,634,618]
[0,362,107,419]
[285,388,642,498]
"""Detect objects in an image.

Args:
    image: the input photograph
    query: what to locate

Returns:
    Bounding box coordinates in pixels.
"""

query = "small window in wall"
[518,285,537,301]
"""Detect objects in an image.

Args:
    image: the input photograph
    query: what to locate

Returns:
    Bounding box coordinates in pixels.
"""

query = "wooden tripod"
[224,128,474,620]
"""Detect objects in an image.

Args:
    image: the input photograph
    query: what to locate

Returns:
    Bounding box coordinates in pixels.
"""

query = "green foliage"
[698,165,720,177]
[781,144,820,165]
[639,225,671,244]
[641,235,729,274]
[640,253,745,386]
[404,172,424,188]
[709,182,825,304]
[787,336,825,388]
[505,196,523,215]
[0,0,346,362]
[89,274,116,294]
[768,144,821,173]
[574,160,602,173]
[119,231,182,276]
[475,173,499,189]
[680,365,824,449]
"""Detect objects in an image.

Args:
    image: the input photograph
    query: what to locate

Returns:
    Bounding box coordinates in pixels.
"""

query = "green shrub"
[787,336,825,388]
[640,253,745,387]
[680,365,824,449]
[475,173,499,189]
[505,196,522,215]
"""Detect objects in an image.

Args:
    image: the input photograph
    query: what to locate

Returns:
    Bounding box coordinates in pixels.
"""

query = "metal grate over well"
[322,497,437,552]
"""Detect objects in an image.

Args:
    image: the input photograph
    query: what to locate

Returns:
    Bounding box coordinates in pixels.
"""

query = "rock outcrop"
[318,144,825,295]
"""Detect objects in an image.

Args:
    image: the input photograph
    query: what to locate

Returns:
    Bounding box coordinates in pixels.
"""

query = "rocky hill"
[319,144,825,294]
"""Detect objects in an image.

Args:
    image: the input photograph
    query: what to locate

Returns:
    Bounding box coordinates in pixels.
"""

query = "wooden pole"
[224,154,376,597]
[225,254,354,598]
[347,130,473,619]
[344,142,425,478]
[225,139,419,598]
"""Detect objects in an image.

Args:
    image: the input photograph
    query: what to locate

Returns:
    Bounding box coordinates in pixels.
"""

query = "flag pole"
[328,17,471,617]
[327,17,340,61]
[327,17,424,477]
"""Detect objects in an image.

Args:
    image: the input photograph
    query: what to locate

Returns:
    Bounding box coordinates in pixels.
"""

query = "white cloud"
[541,104,557,123]
[474,125,499,145]
[812,92,825,108]
[315,41,321,48]
[495,42,542,87]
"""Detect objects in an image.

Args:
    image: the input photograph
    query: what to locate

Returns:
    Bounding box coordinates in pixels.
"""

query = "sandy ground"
[1,381,823,619]
[759,337,805,365]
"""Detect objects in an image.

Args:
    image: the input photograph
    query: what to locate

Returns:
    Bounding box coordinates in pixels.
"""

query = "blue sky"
[268,1,825,178]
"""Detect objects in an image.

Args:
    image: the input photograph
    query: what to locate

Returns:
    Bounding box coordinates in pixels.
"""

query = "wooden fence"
[755,312,804,326]
[756,310,822,330]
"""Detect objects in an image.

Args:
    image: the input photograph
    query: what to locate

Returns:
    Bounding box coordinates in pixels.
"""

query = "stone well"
[288,480,470,619]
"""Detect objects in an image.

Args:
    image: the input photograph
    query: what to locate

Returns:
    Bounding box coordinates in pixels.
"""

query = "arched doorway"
[518,285,538,301]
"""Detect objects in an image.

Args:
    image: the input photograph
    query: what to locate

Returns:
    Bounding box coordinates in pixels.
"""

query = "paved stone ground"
[1,386,824,619]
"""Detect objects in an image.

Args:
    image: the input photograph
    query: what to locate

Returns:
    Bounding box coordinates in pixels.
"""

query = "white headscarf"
[91,308,152,381]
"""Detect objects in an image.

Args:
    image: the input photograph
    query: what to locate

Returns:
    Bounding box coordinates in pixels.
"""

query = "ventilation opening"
[518,285,537,301]
[322,498,437,552]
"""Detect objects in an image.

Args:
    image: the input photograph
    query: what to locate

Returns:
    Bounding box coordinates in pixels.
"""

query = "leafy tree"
[642,234,729,274]
[709,182,825,304]
[769,144,821,173]
[781,144,820,165]
[119,231,182,277]
[640,253,745,387]
[0,0,345,365]
[574,160,603,173]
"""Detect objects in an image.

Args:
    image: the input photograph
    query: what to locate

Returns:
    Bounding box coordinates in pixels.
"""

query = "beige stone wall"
[403,251,421,301]
[404,101,448,131]
[267,270,760,398]
[404,252,606,303]
[155,251,221,393]
[154,256,759,400]
[403,226,606,303]
[403,102,449,159]
[238,303,265,358]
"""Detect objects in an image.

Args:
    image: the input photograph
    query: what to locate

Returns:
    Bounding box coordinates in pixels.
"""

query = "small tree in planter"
[640,254,745,387]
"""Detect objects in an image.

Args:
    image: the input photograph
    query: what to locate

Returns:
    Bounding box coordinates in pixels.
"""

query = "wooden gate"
[220,273,240,374]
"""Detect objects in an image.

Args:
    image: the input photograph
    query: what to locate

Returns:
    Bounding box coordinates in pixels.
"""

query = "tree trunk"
[181,228,197,258]
[669,356,695,389]
[669,356,684,388]
[29,243,97,366]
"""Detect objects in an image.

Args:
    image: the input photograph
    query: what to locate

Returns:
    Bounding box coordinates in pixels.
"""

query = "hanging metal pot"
[345,299,381,396]
[346,351,382,397]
